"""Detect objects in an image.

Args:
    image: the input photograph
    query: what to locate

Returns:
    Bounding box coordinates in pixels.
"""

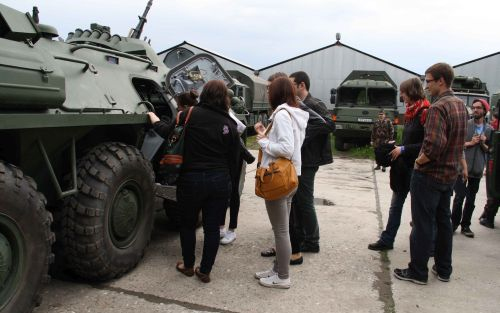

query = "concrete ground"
[33,154,500,313]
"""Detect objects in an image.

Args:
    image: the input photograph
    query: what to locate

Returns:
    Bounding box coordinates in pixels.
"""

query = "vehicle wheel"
[335,136,347,151]
[0,161,54,313]
[58,142,155,281]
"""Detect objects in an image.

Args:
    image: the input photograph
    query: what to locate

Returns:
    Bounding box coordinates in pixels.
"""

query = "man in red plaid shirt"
[394,63,468,285]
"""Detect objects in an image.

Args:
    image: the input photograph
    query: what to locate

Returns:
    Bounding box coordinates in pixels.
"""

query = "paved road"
[33,155,500,313]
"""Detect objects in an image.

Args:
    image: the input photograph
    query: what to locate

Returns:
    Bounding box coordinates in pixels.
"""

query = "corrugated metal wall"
[454,54,500,96]
[258,44,420,113]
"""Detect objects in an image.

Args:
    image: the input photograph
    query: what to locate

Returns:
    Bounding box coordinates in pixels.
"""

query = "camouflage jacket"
[371,118,394,147]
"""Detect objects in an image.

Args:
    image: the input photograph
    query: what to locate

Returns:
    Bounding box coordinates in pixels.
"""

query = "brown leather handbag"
[254,116,298,200]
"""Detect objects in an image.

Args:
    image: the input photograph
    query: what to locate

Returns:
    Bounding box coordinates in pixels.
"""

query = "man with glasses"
[394,63,468,285]
[451,99,492,238]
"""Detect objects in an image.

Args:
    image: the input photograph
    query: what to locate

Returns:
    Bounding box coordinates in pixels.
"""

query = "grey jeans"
[265,188,297,279]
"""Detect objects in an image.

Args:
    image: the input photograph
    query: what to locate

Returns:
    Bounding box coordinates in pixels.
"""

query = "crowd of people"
[146,63,499,288]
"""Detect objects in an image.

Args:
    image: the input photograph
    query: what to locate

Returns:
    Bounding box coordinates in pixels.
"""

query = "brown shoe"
[176,261,194,277]
[195,266,211,283]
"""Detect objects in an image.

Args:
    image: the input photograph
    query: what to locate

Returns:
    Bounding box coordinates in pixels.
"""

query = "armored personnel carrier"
[0,2,234,312]
[330,71,399,151]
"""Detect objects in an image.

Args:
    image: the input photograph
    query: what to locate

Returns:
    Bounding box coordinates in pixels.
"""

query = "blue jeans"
[291,166,320,250]
[380,190,409,246]
[409,171,454,280]
[177,169,231,274]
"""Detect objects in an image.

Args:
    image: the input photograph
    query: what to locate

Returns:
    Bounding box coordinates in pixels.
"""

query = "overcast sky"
[4,0,500,74]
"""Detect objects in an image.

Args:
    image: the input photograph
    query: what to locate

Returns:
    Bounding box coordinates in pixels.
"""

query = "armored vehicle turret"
[0,2,234,312]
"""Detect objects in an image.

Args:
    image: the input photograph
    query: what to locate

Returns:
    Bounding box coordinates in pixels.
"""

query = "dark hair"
[199,80,230,111]
[400,77,425,102]
[289,71,310,91]
[175,90,198,109]
[425,63,454,88]
[267,72,288,82]
[268,77,298,110]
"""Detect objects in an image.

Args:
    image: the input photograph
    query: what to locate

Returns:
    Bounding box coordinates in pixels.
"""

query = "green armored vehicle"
[330,71,399,151]
[0,2,234,312]
[452,75,489,114]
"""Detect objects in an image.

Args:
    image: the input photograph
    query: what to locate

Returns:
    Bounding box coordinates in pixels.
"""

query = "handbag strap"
[175,106,194,127]
[257,108,293,168]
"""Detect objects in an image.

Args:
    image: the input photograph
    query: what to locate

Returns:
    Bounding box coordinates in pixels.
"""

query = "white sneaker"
[220,230,236,245]
[254,269,276,279]
[259,274,291,289]
[219,228,226,239]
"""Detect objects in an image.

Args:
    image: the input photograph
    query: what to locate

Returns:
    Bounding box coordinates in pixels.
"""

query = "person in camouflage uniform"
[371,110,394,171]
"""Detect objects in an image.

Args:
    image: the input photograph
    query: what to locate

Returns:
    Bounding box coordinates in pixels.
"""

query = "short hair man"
[394,63,468,285]
[451,99,492,238]
[289,71,335,254]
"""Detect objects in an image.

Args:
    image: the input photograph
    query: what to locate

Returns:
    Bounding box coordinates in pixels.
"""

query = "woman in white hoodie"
[254,76,309,289]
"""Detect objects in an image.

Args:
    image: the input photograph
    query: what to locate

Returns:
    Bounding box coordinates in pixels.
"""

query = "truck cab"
[331,71,399,151]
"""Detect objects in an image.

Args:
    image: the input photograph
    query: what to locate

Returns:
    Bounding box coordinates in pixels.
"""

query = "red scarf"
[404,99,430,125]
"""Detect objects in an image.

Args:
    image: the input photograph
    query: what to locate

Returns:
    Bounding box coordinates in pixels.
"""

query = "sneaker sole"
[220,238,236,245]
[393,272,427,285]
[258,280,291,289]
[431,268,450,282]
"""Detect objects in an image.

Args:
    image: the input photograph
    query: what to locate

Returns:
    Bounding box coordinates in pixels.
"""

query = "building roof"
[257,41,420,76]
[157,41,256,71]
[454,51,500,68]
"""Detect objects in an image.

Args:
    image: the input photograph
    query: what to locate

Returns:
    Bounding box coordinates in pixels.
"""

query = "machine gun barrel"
[129,0,153,39]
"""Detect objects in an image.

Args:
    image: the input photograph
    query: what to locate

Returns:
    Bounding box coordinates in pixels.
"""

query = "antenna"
[129,0,153,39]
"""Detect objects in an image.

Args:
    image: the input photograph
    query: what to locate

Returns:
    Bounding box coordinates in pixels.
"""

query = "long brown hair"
[199,80,230,111]
[268,77,298,110]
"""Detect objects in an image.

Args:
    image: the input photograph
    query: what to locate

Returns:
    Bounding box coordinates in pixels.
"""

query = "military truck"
[452,75,489,114]
[0,2,235,312]
[227,70,269,132]
[330,71,399,151]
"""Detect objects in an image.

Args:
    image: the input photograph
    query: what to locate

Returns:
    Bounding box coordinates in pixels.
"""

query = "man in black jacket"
[289,71,335,253]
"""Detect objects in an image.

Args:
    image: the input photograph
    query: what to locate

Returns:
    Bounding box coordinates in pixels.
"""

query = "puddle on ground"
[314,198,335,206]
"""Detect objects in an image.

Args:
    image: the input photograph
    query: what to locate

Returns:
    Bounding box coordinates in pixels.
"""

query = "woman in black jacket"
[368,77,430,251]
[173,80,240,283]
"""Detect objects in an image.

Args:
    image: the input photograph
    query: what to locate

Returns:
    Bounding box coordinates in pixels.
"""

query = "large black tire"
[335,136,347,151]
[0,161,54,313]
[58,142,155,281]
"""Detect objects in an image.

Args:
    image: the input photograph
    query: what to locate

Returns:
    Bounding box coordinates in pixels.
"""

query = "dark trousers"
[451,176,481,228]
[380,190,409,246]
[409,171,454,280]
[221,160,245,229]
[291,166,319,250]
[177,170,231,274]
[480,174,500,222]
